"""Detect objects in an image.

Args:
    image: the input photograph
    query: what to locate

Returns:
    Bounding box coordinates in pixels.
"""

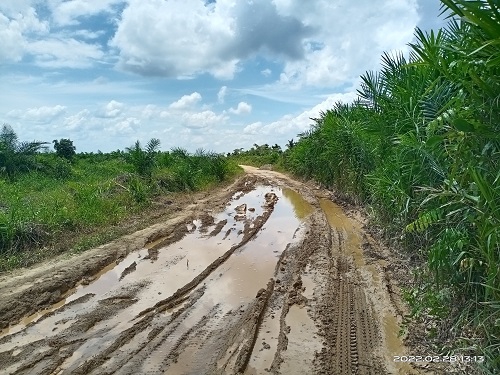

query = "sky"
[0,0,449,154]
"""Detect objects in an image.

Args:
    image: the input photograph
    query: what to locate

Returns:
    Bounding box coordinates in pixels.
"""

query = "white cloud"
[141,104,158,119]
[101,100,124,118]
[243,122,263,135]
[7,105,67,123]
[0,7,49,62]
[110,0,311,79]
[261,69,272,77]
[181,110,228,129]
[109,0,419,89]
[245,92,357,136]
[71,29,105,40]
[49,0,124,26]
[217,86,227,104]
[110,0,237,79]
[169,92,202,110]
[229,102,252,115]
[108,117,140,135]
[27,38,105,68]
[0,1,34,17]
[63,109,90,130]
[273,0,418,88]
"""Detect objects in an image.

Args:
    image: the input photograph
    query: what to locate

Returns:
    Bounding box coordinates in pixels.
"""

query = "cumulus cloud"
[63,109,90,130]
[0,1,109,67]
[229,102,252,115]
[108,117,140,134]
[180,110,228,129]
[0,7,49,62]
[243,122,263,135]
[261,69,272,77]
[141,104,158,119]
[1,0,422,89]
[110,0,235,78]
[221,0,313,60]
[273,0,419,88]
[49,0,124,26]
[100,100,124,118]
[244,92,357,137]
[169,92,202,110]
[7,105,67,123]
[0,1,34,16]
[217,86,227,104]
[110,0,311,79]
[109,0,419,87]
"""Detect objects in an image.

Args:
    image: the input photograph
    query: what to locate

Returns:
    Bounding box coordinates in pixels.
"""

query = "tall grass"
[0,143,237,271]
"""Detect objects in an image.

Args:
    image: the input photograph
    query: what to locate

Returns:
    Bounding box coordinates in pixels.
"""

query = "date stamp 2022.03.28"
[393,355,485,363]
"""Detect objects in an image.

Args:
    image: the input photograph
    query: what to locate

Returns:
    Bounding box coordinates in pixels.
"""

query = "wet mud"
[0,166,420,374]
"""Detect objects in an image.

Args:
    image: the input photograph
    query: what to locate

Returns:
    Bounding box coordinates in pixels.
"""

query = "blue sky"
[0,0,448,153]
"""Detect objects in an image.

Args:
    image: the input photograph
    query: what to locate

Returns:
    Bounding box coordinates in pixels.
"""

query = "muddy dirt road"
[0,166,420,374]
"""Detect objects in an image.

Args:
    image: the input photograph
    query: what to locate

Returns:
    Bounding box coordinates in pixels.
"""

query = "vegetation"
[227,143,285,167]
[0,131,238,271]
[235,1,499,372]
[53,138,76,160]
[0,124,48,180]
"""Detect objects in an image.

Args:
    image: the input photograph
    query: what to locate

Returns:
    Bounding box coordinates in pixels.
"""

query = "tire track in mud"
[312,202,386,375]
[0,169,418,375]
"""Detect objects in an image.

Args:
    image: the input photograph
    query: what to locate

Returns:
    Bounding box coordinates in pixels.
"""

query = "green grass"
[0,149,238,272]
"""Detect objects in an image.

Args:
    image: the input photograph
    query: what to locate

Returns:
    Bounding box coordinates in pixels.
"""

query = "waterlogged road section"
[0,169,418,374]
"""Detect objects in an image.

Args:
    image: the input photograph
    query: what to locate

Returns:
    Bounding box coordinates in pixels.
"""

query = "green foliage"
[157,148,232,191]
[285,104,374,202]
[0,124,48,180]
[53,138,76,160]
[125,138,161,179]
[228,143,283,167]
[405,209,442,233]
[0,143,237,269]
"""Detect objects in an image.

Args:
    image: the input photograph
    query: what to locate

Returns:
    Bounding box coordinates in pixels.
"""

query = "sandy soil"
[0,166,426,374]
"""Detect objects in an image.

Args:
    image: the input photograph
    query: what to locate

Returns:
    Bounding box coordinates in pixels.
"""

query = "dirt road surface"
[0,166,422,374]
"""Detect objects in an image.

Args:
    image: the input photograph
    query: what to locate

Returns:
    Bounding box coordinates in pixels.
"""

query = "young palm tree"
[125,138,161,179]
[0,124,48,180]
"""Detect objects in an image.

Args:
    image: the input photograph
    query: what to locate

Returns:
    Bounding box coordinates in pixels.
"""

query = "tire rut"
[0,169,419,375]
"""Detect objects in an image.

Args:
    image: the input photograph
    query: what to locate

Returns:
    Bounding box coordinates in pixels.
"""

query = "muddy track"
[0,166,421,374]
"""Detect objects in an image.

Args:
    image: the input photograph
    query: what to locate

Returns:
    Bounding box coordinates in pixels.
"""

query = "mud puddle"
[0,169,421,375]
[0,184,314,374]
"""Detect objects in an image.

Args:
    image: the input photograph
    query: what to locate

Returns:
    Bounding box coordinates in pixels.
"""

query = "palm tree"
[0,124,48,180]
[125,138,161,179]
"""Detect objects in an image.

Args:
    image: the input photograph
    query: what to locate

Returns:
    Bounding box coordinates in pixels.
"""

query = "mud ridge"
[234,280,275,374]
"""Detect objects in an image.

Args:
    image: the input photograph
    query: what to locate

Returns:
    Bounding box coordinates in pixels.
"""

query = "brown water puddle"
[244,313,281,373]
[282,188,314,219]
[281,304,321,373]
[1,185,314,375]
[153,187,312,374]
[319,199,363,266]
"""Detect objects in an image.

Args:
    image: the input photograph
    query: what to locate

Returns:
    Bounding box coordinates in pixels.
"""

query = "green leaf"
[453,118,475,132]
